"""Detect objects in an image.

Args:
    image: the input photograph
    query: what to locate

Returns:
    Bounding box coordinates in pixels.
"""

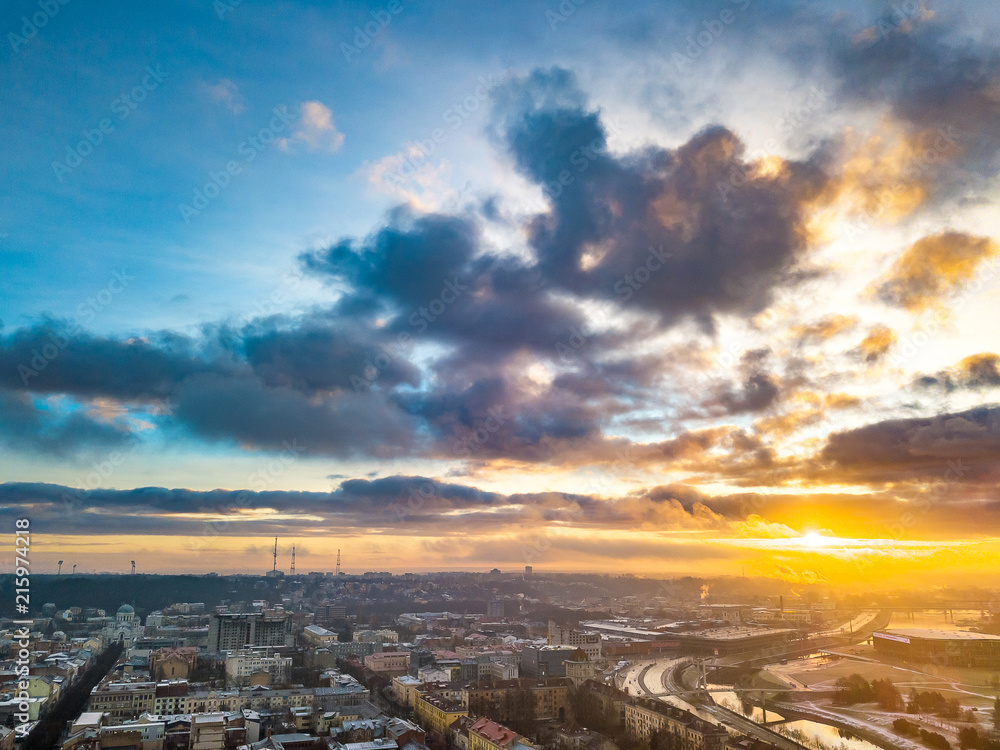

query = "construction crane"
[336,549,341,576]
[290,547,295,575]
[131,560,135,575]
[57,560,63,575]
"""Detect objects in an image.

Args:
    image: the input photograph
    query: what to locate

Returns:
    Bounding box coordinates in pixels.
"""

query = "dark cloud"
[916,353,1000,392]
[491,68,831,330]
[0,390,134,457]
[0,320,223,401]
[830,7,1000,183]
[0,475,727,536]
[820,405,1000,484]
[172,373,418,457]
[241,317,421,393]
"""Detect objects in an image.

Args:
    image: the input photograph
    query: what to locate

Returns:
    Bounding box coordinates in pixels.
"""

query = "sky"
[2,0,999,584]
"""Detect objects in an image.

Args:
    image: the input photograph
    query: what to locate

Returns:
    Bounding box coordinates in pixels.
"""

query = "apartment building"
[89,682,157,721]
[363,651,409,676]
[547,622,603,661]
[624,700,728,750]
[224,651,292,685]
[468,718,536,750]
[413,692,468,743]
[207,614,290,653]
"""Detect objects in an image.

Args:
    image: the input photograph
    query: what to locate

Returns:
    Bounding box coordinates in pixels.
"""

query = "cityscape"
[3,2,1000,750]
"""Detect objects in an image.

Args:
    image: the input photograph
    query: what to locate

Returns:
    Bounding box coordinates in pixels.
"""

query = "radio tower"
[291,546,295,575]
[131,560,136,574]
[336,549,341,576]
[272,537,278,573]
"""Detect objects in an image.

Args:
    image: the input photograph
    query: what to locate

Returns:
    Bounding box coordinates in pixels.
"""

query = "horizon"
[3,1,1000,586]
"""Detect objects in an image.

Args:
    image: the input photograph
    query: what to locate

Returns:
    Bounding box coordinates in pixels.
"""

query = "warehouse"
[872,629,1000,667]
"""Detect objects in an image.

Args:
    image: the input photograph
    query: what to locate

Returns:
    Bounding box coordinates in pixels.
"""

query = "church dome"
[117,604,135,615]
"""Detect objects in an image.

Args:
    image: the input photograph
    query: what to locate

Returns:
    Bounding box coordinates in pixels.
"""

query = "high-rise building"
[207,612,290,653]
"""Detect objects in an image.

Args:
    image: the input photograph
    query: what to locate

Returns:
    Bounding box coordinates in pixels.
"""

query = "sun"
[799,531,834,547]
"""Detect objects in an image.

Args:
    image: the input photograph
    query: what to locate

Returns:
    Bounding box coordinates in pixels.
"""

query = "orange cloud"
[857,324,896,362]
[873,232,998,311]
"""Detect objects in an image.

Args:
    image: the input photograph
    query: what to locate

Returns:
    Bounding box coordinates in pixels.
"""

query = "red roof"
[470,717,518,747]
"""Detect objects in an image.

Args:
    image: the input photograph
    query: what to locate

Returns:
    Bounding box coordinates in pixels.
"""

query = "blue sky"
[3,0,1000,577]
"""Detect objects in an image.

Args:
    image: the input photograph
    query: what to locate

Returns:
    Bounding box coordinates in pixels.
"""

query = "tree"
[873,679,904,711]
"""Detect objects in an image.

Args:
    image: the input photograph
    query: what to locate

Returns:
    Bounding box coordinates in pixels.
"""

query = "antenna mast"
[273,537,278,572]
[291,546,295,575]
[336,549,341,576]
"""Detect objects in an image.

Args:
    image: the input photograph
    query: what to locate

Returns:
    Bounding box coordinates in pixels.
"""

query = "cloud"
[820,405,1000,484]
[790,314,858,344]
[278,101,345,153]
[856,324,896,362]
[916,352,1000,392]
[489,68,831,330]
[873,232,998,311]
[202,79,245,114]
[362,147,456,210]
[0,390,135,458]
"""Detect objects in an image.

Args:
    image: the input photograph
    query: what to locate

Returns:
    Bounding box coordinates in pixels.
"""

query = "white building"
[103,604,145,645]
[225,651,292,685]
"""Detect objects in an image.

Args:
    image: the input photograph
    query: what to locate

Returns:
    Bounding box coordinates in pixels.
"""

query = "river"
[709,684,882,750]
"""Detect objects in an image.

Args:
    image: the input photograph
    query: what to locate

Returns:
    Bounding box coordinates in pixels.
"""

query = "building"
[575,680,626,728]
[207,613,290,653]
[624,700,728,750]
[468,718,536,750]
[521,646,579,678]
[547,622,602,661]
[364,652,410,676]
[671,627,795,656]
[103,605,145,645]
[872,629,1000,667]
[150,648,199,680]
[563,652,595,686]
[487,601,505,619]
[224,651,292,685]
[391,676,423,708]
[303,625,339,647]
[463,679,571,723]
[488,662,518,681]
[89,682,157,721]
[413,692,468,743]
[154,681,190,715]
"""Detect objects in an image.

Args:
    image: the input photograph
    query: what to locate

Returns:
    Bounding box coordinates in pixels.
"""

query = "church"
[102,604,144,646]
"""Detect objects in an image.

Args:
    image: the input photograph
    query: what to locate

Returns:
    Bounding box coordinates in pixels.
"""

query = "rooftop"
[876,629,1000,641]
